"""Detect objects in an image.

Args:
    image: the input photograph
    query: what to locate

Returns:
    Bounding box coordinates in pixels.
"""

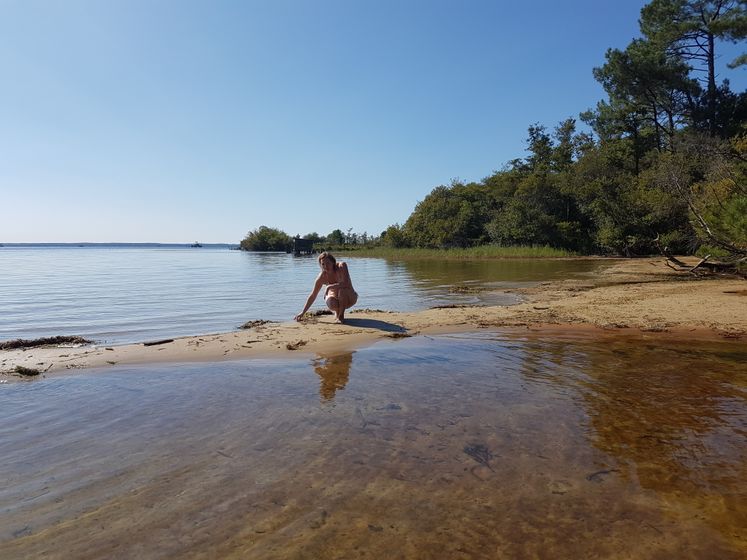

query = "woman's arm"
[294,273,325,321]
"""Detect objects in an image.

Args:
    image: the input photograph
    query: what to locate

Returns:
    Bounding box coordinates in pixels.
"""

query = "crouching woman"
[294,252,358,323]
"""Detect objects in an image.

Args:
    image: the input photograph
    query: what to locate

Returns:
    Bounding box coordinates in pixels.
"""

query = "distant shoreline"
[0,242,237,247]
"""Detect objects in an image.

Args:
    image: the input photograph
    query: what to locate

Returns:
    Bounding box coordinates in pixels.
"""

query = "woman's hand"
[294,313,305,322]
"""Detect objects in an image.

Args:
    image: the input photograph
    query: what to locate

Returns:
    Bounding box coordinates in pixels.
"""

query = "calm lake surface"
[1,332,746,559]
[0,245,604,344]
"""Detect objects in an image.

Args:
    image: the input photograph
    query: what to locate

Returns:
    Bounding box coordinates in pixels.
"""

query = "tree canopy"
[239,226,292,252]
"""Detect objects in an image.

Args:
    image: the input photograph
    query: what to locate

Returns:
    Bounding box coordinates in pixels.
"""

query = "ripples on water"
[1,333,746,558]
[0,246,603,344]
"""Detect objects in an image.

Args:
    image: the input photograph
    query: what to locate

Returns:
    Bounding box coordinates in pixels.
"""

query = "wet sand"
[1,257,745,379]
[1,333,746,559]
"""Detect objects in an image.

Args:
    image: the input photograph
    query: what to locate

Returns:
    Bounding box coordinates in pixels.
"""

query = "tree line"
[239,226,381,252]
[243,0,747,262]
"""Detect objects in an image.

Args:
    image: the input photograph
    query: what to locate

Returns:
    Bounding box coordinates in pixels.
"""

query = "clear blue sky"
[2,0,745,243]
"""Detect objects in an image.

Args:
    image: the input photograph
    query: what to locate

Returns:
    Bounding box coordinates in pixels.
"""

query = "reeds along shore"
[315,245,577,259]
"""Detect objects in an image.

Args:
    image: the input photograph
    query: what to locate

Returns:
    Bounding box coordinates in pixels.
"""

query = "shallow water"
[1,332,745,559]
[0,245,604,344]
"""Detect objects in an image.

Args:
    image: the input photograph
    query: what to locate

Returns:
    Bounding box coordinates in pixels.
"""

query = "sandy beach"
[2,257,745,380]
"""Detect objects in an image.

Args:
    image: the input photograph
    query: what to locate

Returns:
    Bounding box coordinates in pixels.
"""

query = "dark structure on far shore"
[292,237,314,256]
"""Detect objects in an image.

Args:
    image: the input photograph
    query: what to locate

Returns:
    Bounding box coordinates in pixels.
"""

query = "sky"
[2,0,745,243]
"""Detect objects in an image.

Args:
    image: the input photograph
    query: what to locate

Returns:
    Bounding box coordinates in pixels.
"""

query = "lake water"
[2,332,746,559]
[0,245,604,344]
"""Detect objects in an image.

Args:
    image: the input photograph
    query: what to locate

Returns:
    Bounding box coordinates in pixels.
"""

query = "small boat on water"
[189,241,203,248]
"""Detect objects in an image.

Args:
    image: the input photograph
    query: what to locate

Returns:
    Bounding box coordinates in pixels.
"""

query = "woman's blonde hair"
[318,252,336,266]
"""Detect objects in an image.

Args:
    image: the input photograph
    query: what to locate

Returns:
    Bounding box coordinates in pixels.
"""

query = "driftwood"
[142,339,174,347]
[660,249,744,277]
[654,235,688,268]
[654,235,745,278]
[662,251,688,268]
[654,235,693,270]
[689,254,711,272]
[684,254,744,275]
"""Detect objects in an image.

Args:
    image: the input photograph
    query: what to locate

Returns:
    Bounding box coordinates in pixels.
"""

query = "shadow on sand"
[342,318,406,333]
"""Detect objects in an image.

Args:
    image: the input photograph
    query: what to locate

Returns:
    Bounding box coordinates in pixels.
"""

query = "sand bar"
[2,257,745,380]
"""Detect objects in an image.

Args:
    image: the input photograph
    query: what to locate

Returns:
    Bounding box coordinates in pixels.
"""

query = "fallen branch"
[142,339,174,347]
[653,235,688,268]
[689,254,711,273]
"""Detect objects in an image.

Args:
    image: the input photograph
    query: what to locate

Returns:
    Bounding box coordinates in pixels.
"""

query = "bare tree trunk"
[667,108,676,149]
[652,102,662,151]
[707,31,717,136]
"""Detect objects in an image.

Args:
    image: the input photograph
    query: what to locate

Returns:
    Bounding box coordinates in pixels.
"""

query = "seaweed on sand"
[14,366,40,377]
[0,336,92,350]
[239,319,276,329]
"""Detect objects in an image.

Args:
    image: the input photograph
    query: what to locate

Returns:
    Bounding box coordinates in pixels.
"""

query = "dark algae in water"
[464,443,495,473]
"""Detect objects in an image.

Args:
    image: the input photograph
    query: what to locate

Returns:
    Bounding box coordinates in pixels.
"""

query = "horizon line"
[0,241,238,246]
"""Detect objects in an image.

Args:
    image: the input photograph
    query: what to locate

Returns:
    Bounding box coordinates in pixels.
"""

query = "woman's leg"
[325,295,340,320]
[336,289,358,323]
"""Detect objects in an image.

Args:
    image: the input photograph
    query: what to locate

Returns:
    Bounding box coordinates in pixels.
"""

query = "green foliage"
[239,226,292,252]
[486,198,554,247]
[403,183,484,248]
[381,224,410,248]
[303,232,324,245]
[642,132,747,258]
[525,124,554,171]
[327,229,345,246]
[704,193,747,244]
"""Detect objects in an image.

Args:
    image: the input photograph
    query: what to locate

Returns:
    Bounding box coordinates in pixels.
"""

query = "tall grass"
[334,245,576,260]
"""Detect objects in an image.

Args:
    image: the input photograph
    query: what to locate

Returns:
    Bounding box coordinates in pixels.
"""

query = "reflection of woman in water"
[294,252,358,324]
[314,352,353,401]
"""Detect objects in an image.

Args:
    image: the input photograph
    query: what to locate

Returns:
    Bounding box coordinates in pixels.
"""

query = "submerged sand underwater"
[2,332,746,559]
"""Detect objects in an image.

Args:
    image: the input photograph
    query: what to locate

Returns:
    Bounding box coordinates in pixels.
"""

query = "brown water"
[1,332,746,559]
